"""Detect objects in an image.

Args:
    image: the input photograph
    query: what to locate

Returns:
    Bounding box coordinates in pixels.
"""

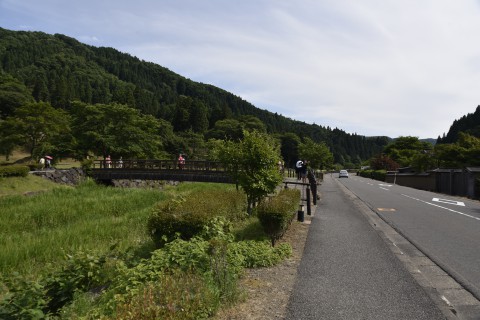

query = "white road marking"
[379,187,390,191]
[392,243,404,255]
[432,198,465,207]
[379,184,392,187]
[367,183,374,186]
[441,296,453,308]
[402,194,480,221]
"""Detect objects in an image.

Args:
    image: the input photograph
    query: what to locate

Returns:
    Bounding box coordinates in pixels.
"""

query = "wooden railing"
[92,159,227,171]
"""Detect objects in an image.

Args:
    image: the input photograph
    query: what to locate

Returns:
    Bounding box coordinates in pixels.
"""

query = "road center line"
[401,194,480,221]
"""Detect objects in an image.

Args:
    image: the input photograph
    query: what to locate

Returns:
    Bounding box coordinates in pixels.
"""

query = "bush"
[114,273,219,320]
[80,158,94,171]
[0,165,30,178]
[147,190,247,248]
[257,188,300,246]
[90,221,244,318]
[230,240,292,268]
[0,250,114,319]
[358,169,386,181]
[0,273,49,320]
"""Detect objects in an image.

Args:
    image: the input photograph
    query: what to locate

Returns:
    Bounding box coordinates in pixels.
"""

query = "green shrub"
[230,240,292,268]
[113,272,219,320]
[0,273,49,320]
[257,188,300,246]
[0,249,114,319]
[42,250,111,315]
[0,165,30,178]
[358,169,386,181]
[80,158,94,172]
[147,190,247,248]
[90,222,244,318]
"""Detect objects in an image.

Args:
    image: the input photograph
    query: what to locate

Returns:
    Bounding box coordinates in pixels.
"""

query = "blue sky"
[2,0,480,138]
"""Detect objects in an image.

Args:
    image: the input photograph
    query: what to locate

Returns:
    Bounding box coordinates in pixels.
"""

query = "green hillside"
[437,105,480,144]
[0,27,389,165]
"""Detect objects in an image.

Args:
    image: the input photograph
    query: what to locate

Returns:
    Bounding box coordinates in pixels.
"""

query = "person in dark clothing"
[295,160,303,180]
[301,160,308,183]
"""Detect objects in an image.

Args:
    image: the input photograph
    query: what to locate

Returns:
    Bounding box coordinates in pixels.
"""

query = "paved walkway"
[285,175,448,319]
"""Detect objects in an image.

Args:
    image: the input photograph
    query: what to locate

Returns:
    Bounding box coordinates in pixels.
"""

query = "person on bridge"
[178,154,185,170]
[105,155,112,168]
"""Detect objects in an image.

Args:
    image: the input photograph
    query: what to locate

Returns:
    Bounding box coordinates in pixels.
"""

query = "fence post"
[306,186,311,215]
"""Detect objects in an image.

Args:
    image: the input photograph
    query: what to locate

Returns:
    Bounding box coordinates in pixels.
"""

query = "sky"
[2,0,480,138]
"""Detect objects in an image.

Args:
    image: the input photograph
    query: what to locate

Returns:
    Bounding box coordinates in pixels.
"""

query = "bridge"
[89,159,233,183]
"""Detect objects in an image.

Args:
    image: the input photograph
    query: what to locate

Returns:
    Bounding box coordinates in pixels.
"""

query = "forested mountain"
[437,105,480,144]
[0,27,389,165]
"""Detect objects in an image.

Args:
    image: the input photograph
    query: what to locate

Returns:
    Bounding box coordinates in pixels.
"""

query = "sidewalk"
[285,175,447,319]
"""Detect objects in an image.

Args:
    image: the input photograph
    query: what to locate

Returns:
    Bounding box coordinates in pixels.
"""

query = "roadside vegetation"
[0,171,299,319]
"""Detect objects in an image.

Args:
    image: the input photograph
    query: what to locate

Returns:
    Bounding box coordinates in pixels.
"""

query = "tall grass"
[0,175,65,196]
[0,179,173,276]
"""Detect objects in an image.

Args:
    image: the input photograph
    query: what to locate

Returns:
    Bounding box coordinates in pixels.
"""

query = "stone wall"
[31,168,179,189]
[31,168,86,186]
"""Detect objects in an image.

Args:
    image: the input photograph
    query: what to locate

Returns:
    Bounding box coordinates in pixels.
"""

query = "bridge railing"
[92,159,228,171]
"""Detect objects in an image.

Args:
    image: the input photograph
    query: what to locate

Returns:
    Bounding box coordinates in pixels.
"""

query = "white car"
[339,170,349,178]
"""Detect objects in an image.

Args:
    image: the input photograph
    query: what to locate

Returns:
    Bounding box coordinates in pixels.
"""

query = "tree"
[70,102,164,159]
[172,96,192,132]
[370,154,400,171]
[238,115,267,133]
[298,137,334,170]
[383,136,433,169]
[0,118,23,160]
[278,132,301,168]
[8,102,70,158]
[0,74,35,119]
[190,99,209,133]
[206,119,243,141]
[434,132,480,168]
[217,130,283,214]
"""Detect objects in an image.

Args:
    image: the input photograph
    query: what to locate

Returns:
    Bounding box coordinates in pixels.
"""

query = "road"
[286,175,447,319]
[337,173,480,301]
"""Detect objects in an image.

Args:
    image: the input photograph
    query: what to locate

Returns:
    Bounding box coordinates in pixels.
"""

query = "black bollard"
[297,204,304,222]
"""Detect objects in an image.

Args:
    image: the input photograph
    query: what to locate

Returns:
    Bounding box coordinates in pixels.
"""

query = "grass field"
[0,175,236,277]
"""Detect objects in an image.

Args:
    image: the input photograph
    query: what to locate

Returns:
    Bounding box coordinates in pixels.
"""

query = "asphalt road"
[337,174,480,301]
[286,176,446,319]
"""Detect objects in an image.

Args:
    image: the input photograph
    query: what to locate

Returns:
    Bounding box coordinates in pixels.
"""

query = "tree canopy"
[6,102,70,158]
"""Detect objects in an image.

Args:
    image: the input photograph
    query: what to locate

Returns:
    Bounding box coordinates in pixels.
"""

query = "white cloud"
[2,0,480,138]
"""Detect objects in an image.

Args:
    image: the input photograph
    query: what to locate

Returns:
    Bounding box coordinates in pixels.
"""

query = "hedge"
[0,165,30,177]
[358,169,387,182]
[256,188,301,246]
[147,189,247,248]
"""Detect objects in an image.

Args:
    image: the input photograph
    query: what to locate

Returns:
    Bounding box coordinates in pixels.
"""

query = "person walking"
[178,154,185,170]
[39,157,45,170]
[301,160,308,183]
[295,160,303,180]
